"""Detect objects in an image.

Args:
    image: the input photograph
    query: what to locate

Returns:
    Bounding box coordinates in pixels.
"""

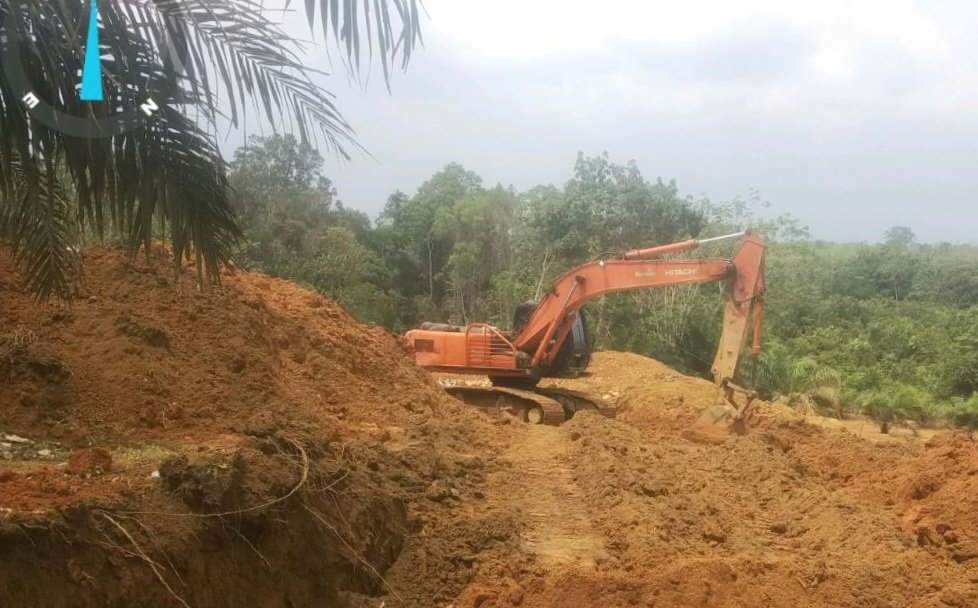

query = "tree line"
[232,134,978,433]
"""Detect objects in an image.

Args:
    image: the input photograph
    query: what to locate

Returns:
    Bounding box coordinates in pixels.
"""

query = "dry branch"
[302,503,404,606]
[96,511,192,608]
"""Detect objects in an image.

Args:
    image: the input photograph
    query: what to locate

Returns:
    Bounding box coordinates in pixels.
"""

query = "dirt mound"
[67,448,113,475]
[0,247,500,606]
[1,248,455,445]
[541,350,803,431]
[842,432,978,565]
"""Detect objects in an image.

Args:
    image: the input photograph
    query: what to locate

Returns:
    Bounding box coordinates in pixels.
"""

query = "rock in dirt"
[426,480,453,502]
[701,519,727,543]
[1,434,32,444]
[950,541,978,563]
[769,521,789,534]
[458,454,484,470]
[159,454,244,510]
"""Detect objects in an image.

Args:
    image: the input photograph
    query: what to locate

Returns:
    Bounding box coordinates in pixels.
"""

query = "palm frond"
[293,0,423,88]
[136,0,361,152]
[0,155,78,300]
[0,0,424,299]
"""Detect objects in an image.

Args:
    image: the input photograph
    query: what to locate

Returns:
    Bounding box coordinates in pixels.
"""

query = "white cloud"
[256,0,978,242]
[416,0,978,130]
[810,46,853,80]
[425,0,951,62]
[425,0,754,63]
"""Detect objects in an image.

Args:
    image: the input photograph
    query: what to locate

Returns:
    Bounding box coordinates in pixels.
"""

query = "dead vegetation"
[0,326,70,385]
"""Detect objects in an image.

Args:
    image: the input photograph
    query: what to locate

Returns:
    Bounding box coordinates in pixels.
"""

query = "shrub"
[855,391,901,434]
[811,385,845,418]
[950,394,978,438]
[885,383,934,427]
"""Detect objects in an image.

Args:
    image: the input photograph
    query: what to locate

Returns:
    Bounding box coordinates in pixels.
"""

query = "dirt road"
[492,425,608,566]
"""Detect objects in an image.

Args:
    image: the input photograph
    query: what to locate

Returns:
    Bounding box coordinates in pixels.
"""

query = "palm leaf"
[294,0,423,88]
[0,155,78,300]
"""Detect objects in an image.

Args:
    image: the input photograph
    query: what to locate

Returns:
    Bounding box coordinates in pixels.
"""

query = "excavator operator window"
[413,339,435,353]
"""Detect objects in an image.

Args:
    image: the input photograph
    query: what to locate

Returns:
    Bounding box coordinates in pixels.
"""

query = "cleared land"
[1,250,976,607]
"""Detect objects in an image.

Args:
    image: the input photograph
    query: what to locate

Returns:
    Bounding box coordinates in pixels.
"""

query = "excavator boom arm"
[710,232,767,385]
[515,231,767,373]
[405,230,766,387]
[514,258,731,365]
[405,230,767,431]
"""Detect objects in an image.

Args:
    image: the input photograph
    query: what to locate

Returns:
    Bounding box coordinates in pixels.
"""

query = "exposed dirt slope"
[1,248,455,445]
[0,248,504,607]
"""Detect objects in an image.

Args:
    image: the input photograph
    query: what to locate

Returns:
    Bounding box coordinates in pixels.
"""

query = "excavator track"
[442,385,615,425]
[535,388,617,420]
[444,386,565,425]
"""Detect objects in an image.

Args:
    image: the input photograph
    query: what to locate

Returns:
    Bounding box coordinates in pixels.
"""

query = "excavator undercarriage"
[441,383,617,425]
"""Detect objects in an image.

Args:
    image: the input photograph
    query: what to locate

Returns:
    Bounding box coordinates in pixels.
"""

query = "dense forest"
[230,134,978,432]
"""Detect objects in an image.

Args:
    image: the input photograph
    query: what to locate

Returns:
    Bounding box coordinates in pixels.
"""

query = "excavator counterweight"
[405,230,767,431]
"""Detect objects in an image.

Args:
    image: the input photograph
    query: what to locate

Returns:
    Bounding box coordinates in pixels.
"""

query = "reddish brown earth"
[2,249,978,607]
[1,247,500,607]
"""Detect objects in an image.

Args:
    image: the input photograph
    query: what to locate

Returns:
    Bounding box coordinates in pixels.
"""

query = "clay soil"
[2,249,977,607]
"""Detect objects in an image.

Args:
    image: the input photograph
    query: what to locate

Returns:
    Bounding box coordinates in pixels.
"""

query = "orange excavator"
[405,230,767,430]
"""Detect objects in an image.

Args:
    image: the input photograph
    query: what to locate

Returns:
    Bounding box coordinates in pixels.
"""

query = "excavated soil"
[3,249,978,607]
[448,354,978,608]
[1,247,503,607]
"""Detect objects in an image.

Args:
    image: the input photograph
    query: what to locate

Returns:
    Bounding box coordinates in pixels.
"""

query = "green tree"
[951,395,978,438]
[304,227,395,326]
[231,135,337,278]
[856,391,901,434]
[940,310,978,397]
[912,245,978,305]
[228,134,396,325]
[884,226,916,246]
[434,186,518,322]
[378,163,484,316]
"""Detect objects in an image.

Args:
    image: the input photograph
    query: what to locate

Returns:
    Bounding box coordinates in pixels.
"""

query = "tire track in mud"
[491,426,608,566]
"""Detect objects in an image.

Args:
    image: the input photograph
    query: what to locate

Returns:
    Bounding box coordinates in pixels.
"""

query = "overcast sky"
[253,0,978,244]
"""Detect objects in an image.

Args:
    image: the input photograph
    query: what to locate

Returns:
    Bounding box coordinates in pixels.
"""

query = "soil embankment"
[0,248,499,607]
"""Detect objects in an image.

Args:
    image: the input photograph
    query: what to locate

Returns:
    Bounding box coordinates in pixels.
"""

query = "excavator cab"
[512,302,591,377]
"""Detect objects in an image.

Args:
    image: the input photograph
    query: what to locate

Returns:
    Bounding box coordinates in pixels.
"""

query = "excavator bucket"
[692,380,758,435]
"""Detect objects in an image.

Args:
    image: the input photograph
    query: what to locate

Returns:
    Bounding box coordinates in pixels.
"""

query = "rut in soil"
[493,426,608,566]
